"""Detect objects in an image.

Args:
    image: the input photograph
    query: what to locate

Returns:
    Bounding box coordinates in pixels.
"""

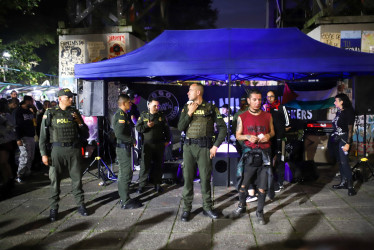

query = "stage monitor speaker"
[82,80,107,116]
[212,152,240,187]
[354,76,374,115]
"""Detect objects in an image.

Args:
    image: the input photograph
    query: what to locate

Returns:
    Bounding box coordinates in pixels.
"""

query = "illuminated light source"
[2,51,11,58]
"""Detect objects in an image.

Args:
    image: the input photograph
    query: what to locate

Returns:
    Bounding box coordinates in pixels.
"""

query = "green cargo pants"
[139,142,165,187]
[182,144,212,212]
[49,146,84,210]
[116,147,133,203]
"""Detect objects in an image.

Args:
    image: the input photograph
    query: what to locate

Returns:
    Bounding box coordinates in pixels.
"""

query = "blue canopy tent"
[75,28,374,82]
[75,28,374,181]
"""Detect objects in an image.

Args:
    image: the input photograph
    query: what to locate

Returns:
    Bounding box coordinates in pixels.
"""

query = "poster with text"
[59,40,85,77]
[107,35,126,59]
[340,30,361,51]
[321,32,341,48]
[87,41,106,62]
[361,31,374,53]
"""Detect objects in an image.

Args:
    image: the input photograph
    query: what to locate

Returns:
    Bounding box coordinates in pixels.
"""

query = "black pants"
[139,142,165,187]
[329,134,352,181]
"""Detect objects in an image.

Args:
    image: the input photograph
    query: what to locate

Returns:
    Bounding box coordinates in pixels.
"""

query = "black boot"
[347,179,357,196]
[49,209,58,222]
[238,187,248,204]
[257,192,266,213]
[332,178,348,189]
[230,188,247,219]
[256,192,267,225]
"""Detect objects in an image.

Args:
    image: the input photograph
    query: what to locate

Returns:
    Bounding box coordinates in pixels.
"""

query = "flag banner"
[293,87,337,101]
[285,98,335,110]
[283,81,337,110]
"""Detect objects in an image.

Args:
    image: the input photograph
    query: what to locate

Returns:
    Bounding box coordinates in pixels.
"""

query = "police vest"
[186,103,215,138]
[48,107,79,143]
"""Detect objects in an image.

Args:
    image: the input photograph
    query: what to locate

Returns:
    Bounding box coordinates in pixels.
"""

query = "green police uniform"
[136,111,171,188]
[39,106,89,210]
[112,108,136,204]
[178,101,227,212]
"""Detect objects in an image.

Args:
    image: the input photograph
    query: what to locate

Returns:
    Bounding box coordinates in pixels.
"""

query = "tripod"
[352,113,374,181]
[83,117,117,185]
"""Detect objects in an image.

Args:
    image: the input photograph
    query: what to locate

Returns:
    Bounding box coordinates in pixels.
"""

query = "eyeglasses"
[267,95,275,98]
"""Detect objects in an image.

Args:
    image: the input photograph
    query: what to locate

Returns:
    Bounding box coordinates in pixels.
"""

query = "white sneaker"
[246,195,258,203]
[134,165,140,171]
[15,177,23,183]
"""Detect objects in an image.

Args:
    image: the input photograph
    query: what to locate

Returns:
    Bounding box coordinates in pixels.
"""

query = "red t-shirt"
[239,111,272,149]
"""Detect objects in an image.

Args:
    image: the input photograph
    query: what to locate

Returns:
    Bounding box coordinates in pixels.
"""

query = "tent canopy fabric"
[75,28,374,81]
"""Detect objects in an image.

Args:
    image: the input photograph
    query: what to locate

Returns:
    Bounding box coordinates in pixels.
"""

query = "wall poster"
[59,40,85,77]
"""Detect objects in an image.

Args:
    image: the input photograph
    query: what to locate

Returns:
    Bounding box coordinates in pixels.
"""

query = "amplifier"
[304,121,333,134]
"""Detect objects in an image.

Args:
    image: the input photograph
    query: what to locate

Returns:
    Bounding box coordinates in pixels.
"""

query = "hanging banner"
[127,83,327,127]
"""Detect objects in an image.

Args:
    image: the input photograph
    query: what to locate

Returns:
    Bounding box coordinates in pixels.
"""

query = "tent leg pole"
[227,74,232,187]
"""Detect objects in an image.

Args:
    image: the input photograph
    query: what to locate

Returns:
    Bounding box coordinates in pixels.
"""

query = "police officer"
[39,88,89,222]
[178,83,227,222]
[112,94,142,209]
[136,98,171,193]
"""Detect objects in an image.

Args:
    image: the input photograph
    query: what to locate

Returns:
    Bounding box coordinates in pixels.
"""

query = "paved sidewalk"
[1,163,374,249]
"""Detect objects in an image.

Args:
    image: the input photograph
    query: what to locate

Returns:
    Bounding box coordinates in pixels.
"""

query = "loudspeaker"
[212,152,240,187]
[354,76,374,115]
[82,80,107,116]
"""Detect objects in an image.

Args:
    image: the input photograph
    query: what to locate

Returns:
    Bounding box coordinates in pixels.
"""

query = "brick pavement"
[1,163,374,249]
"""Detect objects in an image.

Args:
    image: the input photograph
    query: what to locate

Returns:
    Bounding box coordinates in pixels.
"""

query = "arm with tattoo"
[235,117,258,143]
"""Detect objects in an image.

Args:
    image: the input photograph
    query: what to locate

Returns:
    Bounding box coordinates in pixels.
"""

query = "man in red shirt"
[232,89,274,225]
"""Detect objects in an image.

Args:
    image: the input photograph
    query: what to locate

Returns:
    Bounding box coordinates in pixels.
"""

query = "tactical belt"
[52,142,79,148]
[185,137,213,148]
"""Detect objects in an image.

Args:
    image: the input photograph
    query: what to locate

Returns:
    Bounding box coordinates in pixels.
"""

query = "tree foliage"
[0,0,41,28]
[0,0,58,85]
[0,0,217,84]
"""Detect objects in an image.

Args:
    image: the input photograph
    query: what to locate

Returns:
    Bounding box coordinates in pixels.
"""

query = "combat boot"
[332,178,348,189]
[77,205,89,216]
[256,211,265,225]
[121,199,142,209]
[154,184,163,193]
[49,209,58,222]
[231,203,246,219]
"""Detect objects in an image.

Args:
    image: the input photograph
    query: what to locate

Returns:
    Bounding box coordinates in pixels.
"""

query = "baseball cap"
[58,88,76,97]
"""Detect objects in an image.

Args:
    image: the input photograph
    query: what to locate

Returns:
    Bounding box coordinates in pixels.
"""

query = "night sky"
[212,0,267,28]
